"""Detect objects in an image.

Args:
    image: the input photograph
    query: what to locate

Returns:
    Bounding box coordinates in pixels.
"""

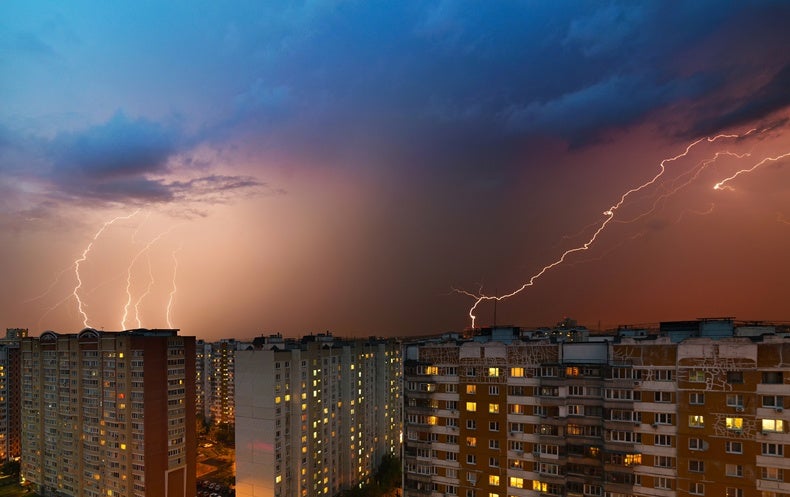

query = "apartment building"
[0,328,26,461]
[403,319,790,497]
[20,328,197,497]
[195,338,252,425]
[235,333,402,497]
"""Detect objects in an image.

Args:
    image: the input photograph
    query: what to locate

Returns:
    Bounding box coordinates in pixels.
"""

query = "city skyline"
[2,2,790,340]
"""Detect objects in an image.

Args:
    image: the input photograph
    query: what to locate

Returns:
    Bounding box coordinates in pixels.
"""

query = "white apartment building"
[235,334,402,497]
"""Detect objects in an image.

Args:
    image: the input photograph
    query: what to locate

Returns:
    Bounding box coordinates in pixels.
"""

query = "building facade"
[195,338,251,426]
[0,328,26,461]
[235,334,402,497]
[20,328,197,497]
[403,320,790,497]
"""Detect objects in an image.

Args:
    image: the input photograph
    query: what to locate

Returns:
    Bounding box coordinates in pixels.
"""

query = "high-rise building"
[20,328,197,497]
[195,338,252,426]
[403,319,790,497]
[235,333,402,497]
[0,328,27,461]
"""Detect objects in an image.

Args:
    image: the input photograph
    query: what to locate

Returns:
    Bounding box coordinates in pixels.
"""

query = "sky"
[1,1,790,340]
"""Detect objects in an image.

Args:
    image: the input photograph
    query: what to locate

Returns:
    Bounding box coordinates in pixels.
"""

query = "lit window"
[466,385,476,394]
[466,402,477,412]
[466,437,477,447]
[488,475,499,486]
[489,403,499,414]
[532,481,547,492]
[565,367,579,377]
[488,367,500,377]
[726,417,743,431]
[510,367,524,377]
[689,415,704,428]
[762,419,784,432]
[509,477,524,489]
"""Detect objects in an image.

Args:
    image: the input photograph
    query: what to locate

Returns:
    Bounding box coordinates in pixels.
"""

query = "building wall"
[20,328,196,497]
[236,337,402,497]
[404,327,790,497]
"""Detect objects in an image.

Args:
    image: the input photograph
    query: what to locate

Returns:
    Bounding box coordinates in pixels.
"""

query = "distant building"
[0,328,27,461]
[403,319,790,497]
[195,338,252,426]
[235,333,402,497]
[21,328,196,497]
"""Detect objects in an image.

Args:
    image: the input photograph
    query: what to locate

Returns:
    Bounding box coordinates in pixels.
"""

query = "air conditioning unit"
[777,407,784,413]
[736,407,744,412]
[651,422,659,428]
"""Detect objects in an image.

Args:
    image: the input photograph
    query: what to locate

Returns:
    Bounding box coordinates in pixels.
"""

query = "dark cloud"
[687,63,790,137]
[51,112,176,180]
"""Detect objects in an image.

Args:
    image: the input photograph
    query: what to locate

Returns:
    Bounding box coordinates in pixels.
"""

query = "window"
[689,460,704,472]
[689,392,705,405]
[566,366,580,377]
[690,482,704,495]
[655,369,673,381]
[725,488,743,497]
[540,367,556,377]
[466,489,475,497]
[763,395,784,408]
[488,439,499,449]
[567,405,582,416]
[466,385,476,394]
[726,464,743,477]
[489,421,499,432]
[568,385,584,396]
[655,456,675,468]
[488,475,499,486]
[447,435,458,444]
[447,452,458,461]
[726,441,743,454]
[762,443,784,456]
[762,419,785,433]
[489,403,499,414]
[509,477,524,489]
[487,367,500,377]
[466,402,477,412]
[726,394,744,407]
[466,437,477,447]
[655,413,673,425]
[655,477,672,490]
[727,371,744,384]
[688,438,705,450]
[466,420,476,430]
[466,454,476,465]
[446,384,457,393]
[488,457,499,467]
[654,391,672,403]
[762,372,783,384]
[689,370,705,382]
[510,367,524,377]
[655,434,674,447]
[689,415,704,428]
[726,417,743,431]
[583,484,602,496]
[489,385,499,395]
[762,467,783,481]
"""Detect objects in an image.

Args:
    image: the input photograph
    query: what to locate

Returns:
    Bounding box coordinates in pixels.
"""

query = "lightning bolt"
[120,228,175,330]
[166,245,183,329]
[713,152,790,191]
[457,130,764,329]
[133,254,156,328]
[72,210,141,328]
[616,152,748,224]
